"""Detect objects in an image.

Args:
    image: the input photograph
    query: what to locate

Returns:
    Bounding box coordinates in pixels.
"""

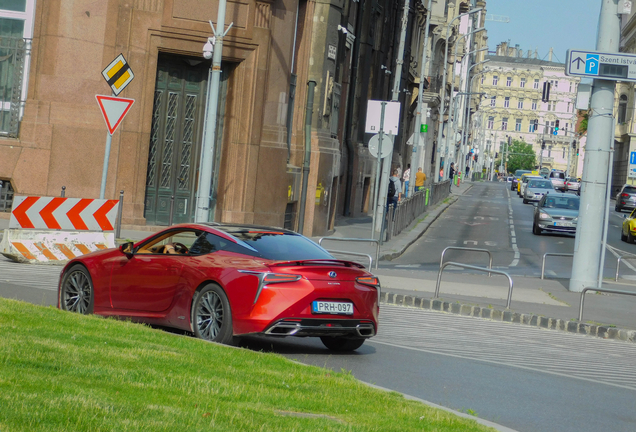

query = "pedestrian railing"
[324,249,373,270]
[578,287,636,321]
[318,238,379,270]
[541,253,574,279]
[439,246,493,276]
[614,253,636,281]
[435,262,514,309]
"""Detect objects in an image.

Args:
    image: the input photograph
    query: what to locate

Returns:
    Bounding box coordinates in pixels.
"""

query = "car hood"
[539,208,579,218]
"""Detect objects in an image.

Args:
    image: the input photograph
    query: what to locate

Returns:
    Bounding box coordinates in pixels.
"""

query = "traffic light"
[541,140,546,150]
[553,120,560,135]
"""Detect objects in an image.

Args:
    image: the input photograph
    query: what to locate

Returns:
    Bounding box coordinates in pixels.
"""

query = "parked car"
[532,193,580,235]
[621,209,636,243]
[523,178,555,204]
[548,170,566,191]
[519,175,543,197]
[512,169,532,191]
[58,223,380,352]
[564,177,581,193]
[615,184,636,212]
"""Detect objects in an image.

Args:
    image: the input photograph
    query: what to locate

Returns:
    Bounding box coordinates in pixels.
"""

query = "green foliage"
[578,110,588,135]
[505,139,536,173]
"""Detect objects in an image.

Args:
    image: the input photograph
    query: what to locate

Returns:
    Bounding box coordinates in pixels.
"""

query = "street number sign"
[566,49,636,82]
[102,54,135,95]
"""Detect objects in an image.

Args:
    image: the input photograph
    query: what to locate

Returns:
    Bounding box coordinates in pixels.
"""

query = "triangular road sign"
[95,95,135,135]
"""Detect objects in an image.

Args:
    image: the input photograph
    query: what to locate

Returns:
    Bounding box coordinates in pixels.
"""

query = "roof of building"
[485,55,565,68]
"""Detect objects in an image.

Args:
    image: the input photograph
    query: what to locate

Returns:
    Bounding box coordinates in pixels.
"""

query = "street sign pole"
[99,129,113,199]
[371,102,387,240]
[569,0,620,293]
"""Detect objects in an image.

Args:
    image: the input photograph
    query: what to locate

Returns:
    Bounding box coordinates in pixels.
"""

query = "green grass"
[0,298,494,432]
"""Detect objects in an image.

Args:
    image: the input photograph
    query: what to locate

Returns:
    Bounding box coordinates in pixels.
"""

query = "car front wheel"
[320,336,365,352]
[192,284,236,345]
[532,223,542,235]
[59,264,94,314]
[621,229,628,242]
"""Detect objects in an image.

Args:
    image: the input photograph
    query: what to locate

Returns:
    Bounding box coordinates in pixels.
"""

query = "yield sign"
[95,95,135,135]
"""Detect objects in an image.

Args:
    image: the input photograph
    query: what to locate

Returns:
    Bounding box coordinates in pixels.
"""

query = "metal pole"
[434,8,484,184]
[371,103,387,239]
[115,190,124,239]
[568,0,621,292]
[169,195,175,226]
[99,133,112,199]
[298,80,316,235]
[411,0,433,197]
[598,116,616,288]
[61,186,66,198]
[195,3,232,223]
[391,0,410,101]
[569,0,619,292]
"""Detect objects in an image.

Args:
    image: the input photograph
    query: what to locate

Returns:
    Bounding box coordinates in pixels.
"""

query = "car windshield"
[221,230,334,261]
[542,196,580,210]
[550,172,565,179]
[515,170,531,177]
[624,186,636,194]
[529,180,552,189]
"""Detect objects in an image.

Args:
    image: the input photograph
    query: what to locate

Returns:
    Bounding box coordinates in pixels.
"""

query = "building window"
[533,79,539,89]
[565,122,569,132]
[618,94,628,124]
[532,99,537,110]
[520,78,526,88]
[504,97,510,108]
[569,81,573,92]
[493,76,499,85]
[490,96,496,107]
[506,76,512,87]
[529,120,537,133]
[515,118,522,131]
[481,76,484,84]
[548,145,552,157]
[563,147,566,158]
[518,98,524,109]
[567,102,571,112]
[487,116,494,129]
[502,118,508,130]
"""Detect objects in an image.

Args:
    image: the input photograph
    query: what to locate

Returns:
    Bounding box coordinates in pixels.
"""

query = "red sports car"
[58,223,380,351]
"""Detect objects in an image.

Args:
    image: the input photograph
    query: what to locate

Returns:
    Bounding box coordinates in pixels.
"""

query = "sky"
[484,0,601,64]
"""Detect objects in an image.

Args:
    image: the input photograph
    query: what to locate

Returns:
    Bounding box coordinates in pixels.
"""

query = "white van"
[549,171,566,191]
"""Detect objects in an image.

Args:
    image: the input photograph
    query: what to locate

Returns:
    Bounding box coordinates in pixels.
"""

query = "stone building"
[474,42,581,175]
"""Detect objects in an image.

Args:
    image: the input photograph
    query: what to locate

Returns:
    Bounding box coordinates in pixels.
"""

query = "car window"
[550,172,565,179]
[188,232,238,255]
[624,186,636,194]
[136,229,201,254]
[542,196,579,210]
[222,230,333,261]
[529,180,552,189]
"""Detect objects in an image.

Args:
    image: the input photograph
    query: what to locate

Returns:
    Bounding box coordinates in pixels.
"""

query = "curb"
[381,291,636,344]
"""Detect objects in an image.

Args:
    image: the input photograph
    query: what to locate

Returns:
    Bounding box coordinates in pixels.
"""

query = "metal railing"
[614,253,636,281]
[0,37,28,138]
[541,252,574,279]
[578,287,636,321]
[435,262,514,308]
[439,246,493,276]
[318,237,379,270]
[325,249,373,270]
[385,180,451,240]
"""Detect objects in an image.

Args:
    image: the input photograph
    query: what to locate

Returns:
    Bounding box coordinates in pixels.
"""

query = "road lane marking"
[506,187,520,267]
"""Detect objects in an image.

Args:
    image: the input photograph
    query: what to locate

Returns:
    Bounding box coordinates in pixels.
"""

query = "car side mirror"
[532,202,538,207]
[119,241,134,257]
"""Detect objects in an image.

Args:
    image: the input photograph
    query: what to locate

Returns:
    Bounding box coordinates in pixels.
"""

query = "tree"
[578,110,588,135]
[505,139,536,173]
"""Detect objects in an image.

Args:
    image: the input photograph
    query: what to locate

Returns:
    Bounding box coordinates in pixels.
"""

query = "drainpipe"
[286,3,300,163]
[298,80,316,235]
[342,0,365,216]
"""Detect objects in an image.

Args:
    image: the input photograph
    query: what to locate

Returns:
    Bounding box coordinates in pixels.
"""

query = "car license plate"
[312,301,353,315]
[554,221,573,227]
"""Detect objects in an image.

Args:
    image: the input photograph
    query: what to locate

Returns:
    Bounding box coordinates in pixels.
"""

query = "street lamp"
[434,7,484,183]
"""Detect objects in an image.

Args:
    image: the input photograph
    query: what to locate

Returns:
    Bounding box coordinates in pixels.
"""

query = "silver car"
[565,177,580,193]
[523,179,555,204]
[532,193,580,235]
[549,171,566,191]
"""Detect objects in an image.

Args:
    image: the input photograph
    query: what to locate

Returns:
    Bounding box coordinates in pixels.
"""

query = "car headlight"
[539,211,550,219]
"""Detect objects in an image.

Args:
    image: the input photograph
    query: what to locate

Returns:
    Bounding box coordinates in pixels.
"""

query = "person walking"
[387,169,401,217]
[449,162,455,192]
[402,164,410,198]
[415,167,426,192]
[465,165,470,181]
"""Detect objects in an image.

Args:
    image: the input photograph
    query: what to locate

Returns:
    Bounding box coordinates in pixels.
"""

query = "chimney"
[549,47,553,62]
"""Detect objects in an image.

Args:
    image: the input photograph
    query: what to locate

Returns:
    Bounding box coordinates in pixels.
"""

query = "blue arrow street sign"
[630,151,636,165]
[566,49,636,82]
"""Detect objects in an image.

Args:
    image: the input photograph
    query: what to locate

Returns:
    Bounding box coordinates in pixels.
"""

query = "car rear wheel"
[59,265,94,314]
[628,230,636,244]
[320,336,365,352]
[615,205,621,212]
[192,284,236,345]
[523,198,528,204]
[621,230,628,242]
[532,223,542,235]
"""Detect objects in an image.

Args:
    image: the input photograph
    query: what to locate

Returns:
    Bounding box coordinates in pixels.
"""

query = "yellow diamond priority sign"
[101,54,134,96]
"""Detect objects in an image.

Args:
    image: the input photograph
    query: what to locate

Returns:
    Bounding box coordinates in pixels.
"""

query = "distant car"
[532,193,580,235]
[549,171,566,191]
[506,176,513,183]
[615,184,636,212]
[621,209,636,243]
[523,178,555,204]
[565,177,580,193]
[512,169,532,191]
[519,175,543,197]
[58,223,380,352]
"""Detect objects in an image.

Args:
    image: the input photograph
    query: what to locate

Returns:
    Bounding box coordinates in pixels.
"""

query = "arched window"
[618,95,628,124]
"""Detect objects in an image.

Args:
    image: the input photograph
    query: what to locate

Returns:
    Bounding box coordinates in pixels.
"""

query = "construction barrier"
[1,196,119,264]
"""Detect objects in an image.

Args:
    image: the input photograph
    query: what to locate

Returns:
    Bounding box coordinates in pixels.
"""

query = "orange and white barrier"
[2,196,119,264]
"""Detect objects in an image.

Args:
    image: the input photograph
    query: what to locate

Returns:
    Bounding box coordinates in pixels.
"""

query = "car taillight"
[356,276,380,287]
[263,273,302,284]
[622,193,630,198]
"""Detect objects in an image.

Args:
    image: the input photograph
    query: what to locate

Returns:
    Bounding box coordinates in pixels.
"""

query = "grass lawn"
[0,298,494,431]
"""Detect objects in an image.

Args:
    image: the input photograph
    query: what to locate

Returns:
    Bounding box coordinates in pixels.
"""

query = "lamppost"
[433,6,484,183]
[195,4,233,223]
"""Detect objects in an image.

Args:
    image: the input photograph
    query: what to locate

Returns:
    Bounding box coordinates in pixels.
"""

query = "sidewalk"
[316,179,636,343]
